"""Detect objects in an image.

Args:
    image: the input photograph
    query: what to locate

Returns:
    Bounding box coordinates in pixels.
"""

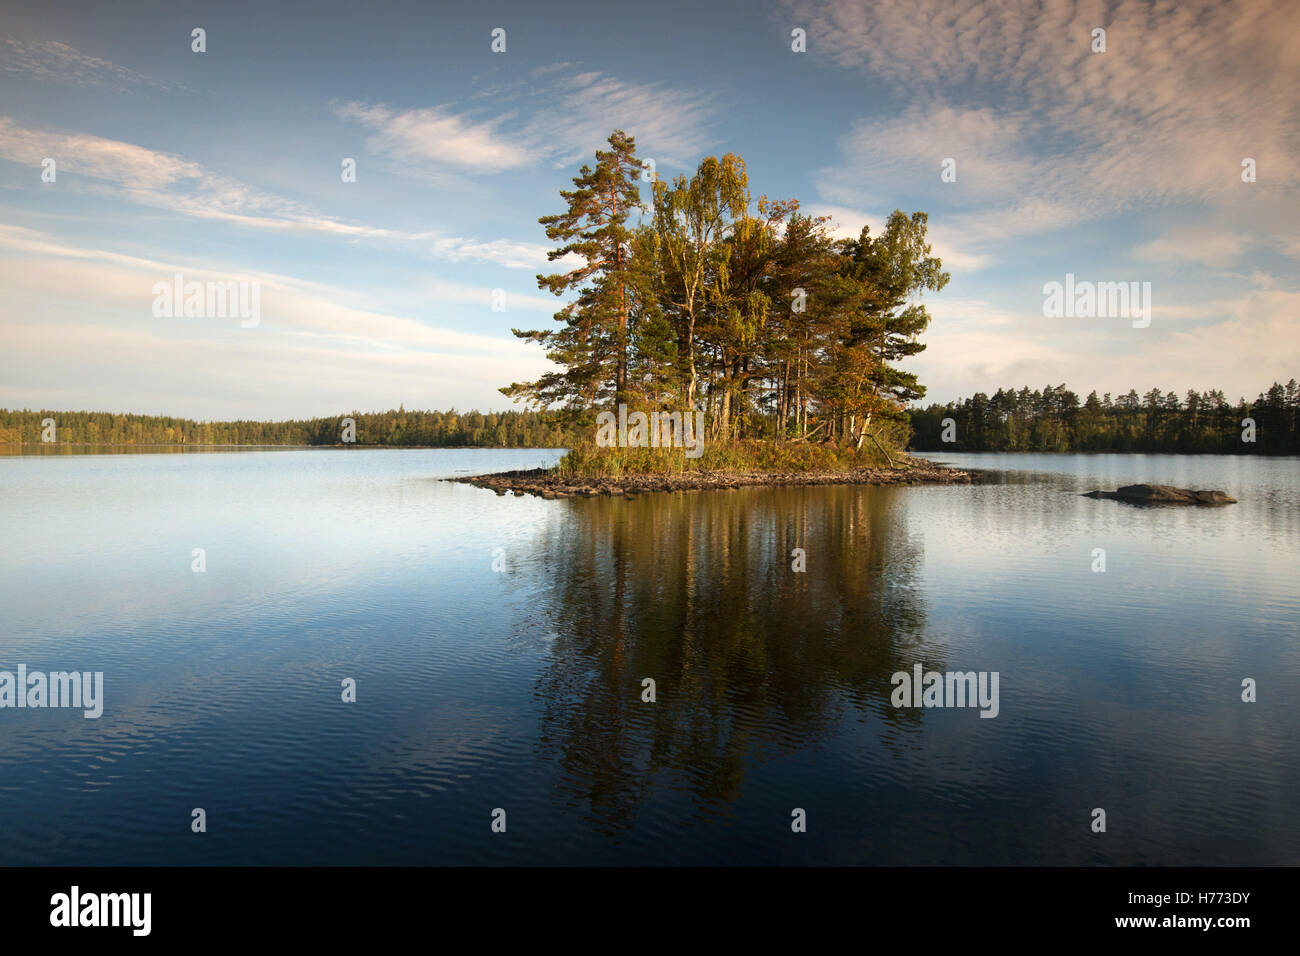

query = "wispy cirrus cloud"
[0,35,185,92]
[334,101,532,172]
[537,70,719,167]
[336,67,720,176]
[0,116,396,237]
[0,116,587,271]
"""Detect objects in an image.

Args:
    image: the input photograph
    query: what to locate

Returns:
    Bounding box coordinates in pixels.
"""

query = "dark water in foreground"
[1,449,1297,865]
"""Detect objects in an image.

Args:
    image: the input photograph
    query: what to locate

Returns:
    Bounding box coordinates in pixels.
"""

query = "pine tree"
[829,211,949,448]
[502,130,645,412]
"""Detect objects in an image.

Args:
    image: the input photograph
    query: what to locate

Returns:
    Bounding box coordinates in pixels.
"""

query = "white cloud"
[334,102,532,172]
[0,116,393,237]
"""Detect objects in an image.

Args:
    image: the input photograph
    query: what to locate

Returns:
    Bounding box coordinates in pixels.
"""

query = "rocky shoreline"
[451,459,973,498]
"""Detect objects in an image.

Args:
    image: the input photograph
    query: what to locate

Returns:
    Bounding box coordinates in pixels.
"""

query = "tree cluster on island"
[500,129,949,464]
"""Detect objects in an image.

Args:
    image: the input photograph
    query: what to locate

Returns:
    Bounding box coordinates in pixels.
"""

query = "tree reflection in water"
[517,484,944,835]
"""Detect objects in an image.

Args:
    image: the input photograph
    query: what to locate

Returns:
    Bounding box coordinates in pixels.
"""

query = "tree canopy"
[502,130,949,452]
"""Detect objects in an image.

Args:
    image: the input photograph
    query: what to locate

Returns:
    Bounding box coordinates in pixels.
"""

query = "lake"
[1,448,1297,865]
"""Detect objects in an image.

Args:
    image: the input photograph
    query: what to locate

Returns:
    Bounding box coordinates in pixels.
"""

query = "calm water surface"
[1,448,1297,865]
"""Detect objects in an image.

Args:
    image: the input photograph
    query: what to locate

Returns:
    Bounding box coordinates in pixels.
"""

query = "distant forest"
[8,382,1297,454]
[909,380,1300,455]
[0,408,580,448]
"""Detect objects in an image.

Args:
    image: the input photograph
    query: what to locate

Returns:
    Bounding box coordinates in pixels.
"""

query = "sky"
[1,0,1297,420]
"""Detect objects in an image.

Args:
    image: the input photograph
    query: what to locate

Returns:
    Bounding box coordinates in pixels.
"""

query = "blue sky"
[1,0,1297,419]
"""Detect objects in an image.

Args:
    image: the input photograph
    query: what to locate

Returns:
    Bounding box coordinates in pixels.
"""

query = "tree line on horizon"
[908,380,1300,455]
[501,129,948,453]
[0,407,581,448]
[6,381,1296,454]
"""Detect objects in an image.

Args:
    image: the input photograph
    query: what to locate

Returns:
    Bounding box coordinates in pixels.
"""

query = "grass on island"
[553,438,914,479]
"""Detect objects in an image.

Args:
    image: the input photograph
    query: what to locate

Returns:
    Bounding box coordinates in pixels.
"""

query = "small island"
[456,452,971,498]
[478,130,956,496]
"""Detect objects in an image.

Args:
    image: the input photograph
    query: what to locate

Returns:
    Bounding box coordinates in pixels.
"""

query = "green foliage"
[502,132,950,458]
[831,212,948,414]
[503,129,646,411]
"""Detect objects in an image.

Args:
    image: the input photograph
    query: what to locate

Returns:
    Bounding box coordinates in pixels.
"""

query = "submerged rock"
[1083,483,1236,505]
